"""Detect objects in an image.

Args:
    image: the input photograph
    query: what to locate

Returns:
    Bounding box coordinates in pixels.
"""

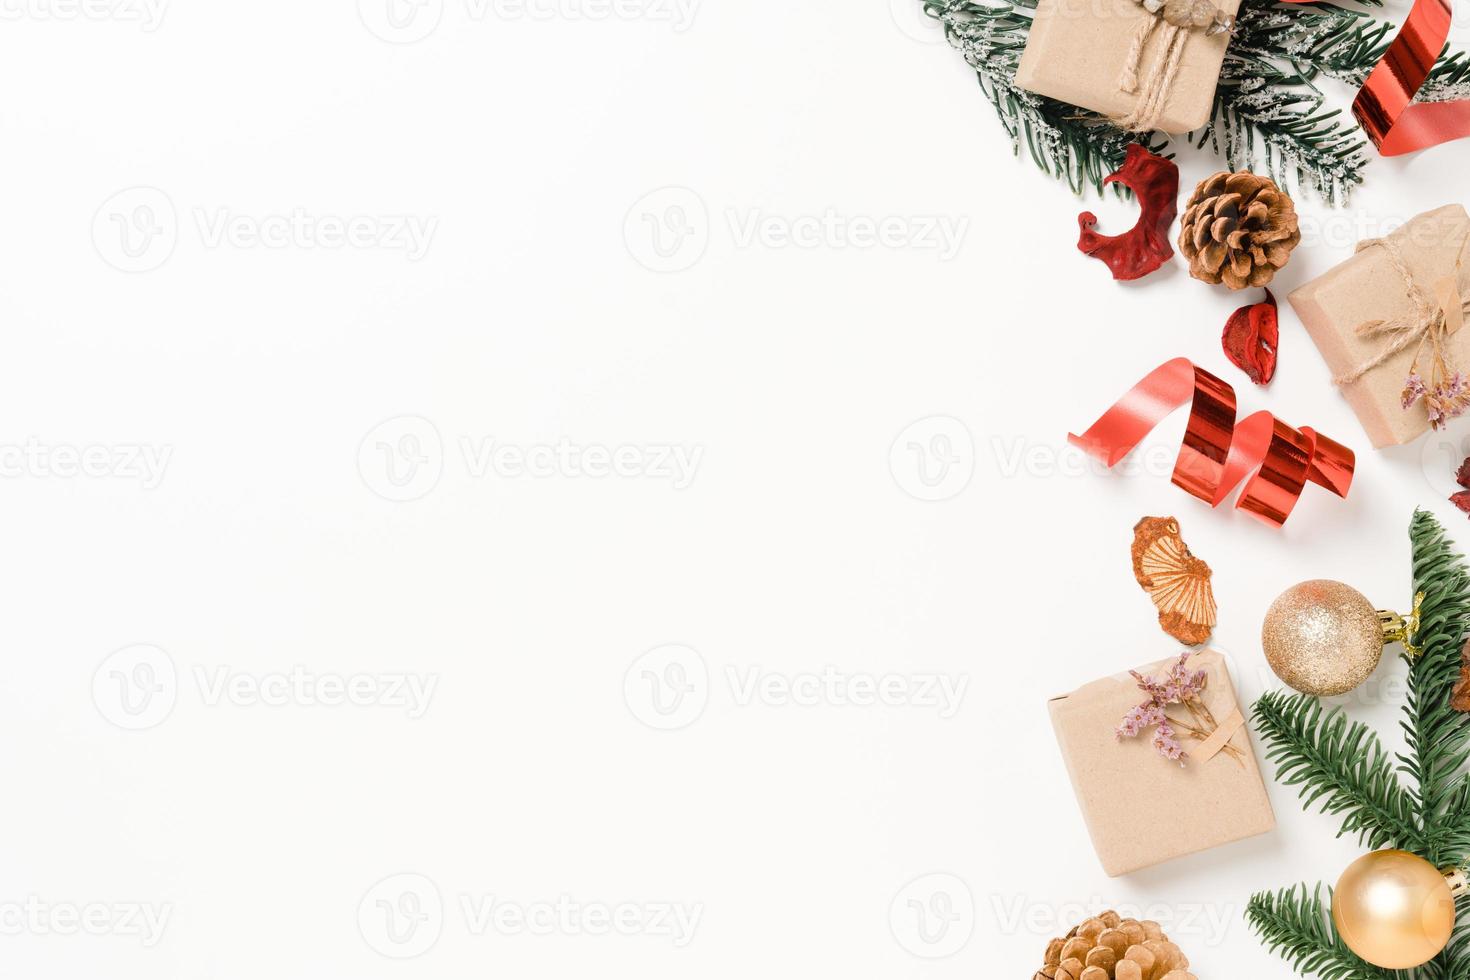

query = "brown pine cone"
[1179,171,1300,290]
[1033,910,1197,980]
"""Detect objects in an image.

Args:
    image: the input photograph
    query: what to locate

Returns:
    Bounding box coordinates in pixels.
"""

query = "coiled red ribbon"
[1068,358,1355,527]
[1344,0,1470,155]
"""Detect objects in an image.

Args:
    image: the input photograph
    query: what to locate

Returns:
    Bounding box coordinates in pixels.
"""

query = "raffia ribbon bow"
[1115,0,1235,132]
[1332,233,1470,389]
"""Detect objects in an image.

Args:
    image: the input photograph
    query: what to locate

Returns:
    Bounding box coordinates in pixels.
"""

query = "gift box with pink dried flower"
[1048,650,1274,876]
[1289,204,1470,448]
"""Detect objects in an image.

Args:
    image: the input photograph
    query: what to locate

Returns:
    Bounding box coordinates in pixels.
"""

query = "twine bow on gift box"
[1332,232,1470,429]
[1116,0,1470,151]
[1115,0,1236,131]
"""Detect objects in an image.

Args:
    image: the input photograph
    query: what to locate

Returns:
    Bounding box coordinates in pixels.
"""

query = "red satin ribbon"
[1340,0,1470,155]
[1068,358,1355,527]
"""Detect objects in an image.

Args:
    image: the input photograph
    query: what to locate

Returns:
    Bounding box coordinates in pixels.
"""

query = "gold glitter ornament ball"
[1332,849,1456,969]
[1261,579,1383,696]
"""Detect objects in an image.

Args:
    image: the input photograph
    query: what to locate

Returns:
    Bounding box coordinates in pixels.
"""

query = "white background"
[4,0,1470,977]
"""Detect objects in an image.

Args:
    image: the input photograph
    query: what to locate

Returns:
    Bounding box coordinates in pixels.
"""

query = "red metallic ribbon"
[1068,358,1355,527]
[1341,0,1470,155]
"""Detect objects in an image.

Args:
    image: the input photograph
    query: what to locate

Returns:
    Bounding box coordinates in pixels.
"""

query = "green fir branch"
[1200,61,1366,205]
[1253,690,1423,851]
[1246,884,1391,980]
[927,0,1470,199]
[1406,510,1470,867]
[1246,513,1470,980]
[933,0,1169,192]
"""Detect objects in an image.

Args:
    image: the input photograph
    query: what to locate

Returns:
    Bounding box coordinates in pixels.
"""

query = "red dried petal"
[1221,289,1279,386]
[1452,489,1470,516]
[1456,455,1470,490]
[1077,144,1179,281]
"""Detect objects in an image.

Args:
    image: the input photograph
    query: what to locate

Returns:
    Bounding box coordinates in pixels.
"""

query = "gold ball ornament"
[1261,580,1393,696]
[1333,850,1457,969]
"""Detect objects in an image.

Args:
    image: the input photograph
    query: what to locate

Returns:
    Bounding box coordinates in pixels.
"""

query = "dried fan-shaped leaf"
[1131,516,1217,645]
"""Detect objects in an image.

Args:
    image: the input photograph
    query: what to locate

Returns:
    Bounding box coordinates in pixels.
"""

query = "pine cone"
[1034,910,1197,980]
[1179,171,1300,290]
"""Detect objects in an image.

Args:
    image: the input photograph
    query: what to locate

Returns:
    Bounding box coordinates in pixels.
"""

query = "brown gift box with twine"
[1290,205,1470,448]
[1014,0,1241,133]
[1048,650,1274,877]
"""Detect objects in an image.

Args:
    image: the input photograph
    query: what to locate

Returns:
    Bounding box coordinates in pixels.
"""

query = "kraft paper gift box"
[1289,204,1470,448]
[1048,650,1274,877]
[1014,0,1240,134]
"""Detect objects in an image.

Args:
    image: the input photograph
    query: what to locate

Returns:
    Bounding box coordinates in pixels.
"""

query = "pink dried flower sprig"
[1402,362,1470,431]
[1115,652,1241,766]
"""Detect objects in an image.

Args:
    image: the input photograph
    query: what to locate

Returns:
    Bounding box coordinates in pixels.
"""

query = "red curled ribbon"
[1068,358,1355,527]
[1349,0,1470,154]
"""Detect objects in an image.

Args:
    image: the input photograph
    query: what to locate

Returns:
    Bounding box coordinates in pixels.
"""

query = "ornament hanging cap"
[1379,590,1425,658]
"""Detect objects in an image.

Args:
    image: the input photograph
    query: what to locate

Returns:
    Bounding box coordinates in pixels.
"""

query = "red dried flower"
[1221,289,1279,386]
[1077,144,1179,282]
[1452,456,1470,517]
